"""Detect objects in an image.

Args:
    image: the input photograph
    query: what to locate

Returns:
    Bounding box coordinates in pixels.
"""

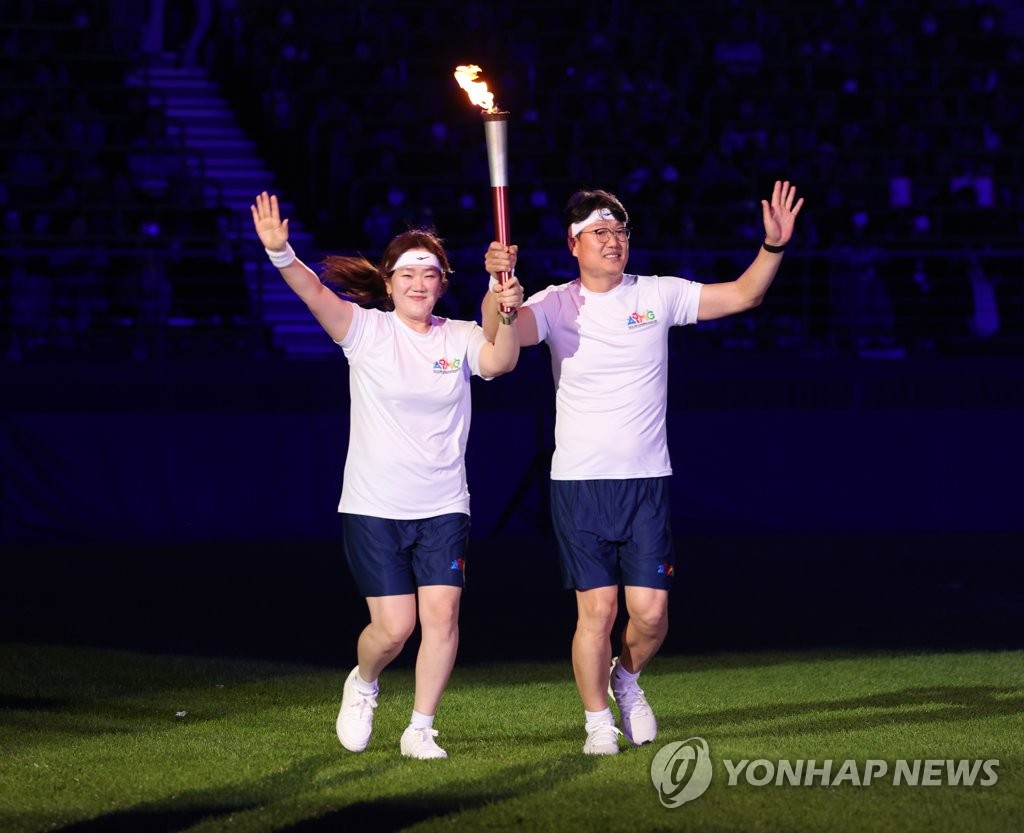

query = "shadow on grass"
[51,799,460,833]
[671,685,1024,739]
[49,751,596,833]
[278,798,463,832]
[53,804,246,831]
[280,758,599,832]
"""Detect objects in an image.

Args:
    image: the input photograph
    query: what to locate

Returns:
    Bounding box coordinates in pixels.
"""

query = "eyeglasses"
[577,227,631,243]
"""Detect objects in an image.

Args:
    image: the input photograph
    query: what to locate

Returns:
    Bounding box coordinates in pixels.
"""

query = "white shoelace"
[344,689,377,718]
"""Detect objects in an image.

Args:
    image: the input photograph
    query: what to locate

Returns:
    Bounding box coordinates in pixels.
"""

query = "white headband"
[570,207,617,237]
[390,249,442,272]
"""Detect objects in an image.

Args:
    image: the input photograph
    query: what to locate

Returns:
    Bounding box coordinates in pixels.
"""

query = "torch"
[454,65,512,303]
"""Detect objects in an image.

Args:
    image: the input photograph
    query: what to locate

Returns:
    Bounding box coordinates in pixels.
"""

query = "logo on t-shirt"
[627,309,658,328]
[433,357,462,373]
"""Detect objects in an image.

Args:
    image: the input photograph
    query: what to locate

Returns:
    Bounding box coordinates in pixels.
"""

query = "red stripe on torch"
[491,185,510,281]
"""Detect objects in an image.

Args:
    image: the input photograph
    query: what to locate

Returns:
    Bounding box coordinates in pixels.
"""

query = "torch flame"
[454,64,496,112]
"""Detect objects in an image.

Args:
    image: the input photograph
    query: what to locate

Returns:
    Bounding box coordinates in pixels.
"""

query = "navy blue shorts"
[550,478,674,591]
[341,513,470,597]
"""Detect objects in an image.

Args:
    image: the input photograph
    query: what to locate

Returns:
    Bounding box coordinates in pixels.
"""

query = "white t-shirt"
[524,274,702,480]
[335,304,490,518]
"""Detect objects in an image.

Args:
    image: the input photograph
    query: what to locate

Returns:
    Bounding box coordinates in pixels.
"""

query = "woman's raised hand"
[251,191,289,251]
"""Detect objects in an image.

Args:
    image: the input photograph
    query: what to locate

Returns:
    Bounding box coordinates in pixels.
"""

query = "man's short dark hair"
[564,189,629,229]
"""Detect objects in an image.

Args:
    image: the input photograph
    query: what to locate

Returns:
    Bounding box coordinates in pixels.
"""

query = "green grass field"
[1,643,1021,832]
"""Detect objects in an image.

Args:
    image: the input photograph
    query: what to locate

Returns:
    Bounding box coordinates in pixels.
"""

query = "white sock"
[613,661,640,690]
[354,668,378,695]
[410,710,434,730]
[585,707,614,727]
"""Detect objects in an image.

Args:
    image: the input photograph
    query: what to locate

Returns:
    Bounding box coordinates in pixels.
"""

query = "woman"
[252,191,522,759]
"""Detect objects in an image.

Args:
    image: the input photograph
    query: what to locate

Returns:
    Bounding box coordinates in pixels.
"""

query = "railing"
[4,238,1021,363]
[0,235,262,362]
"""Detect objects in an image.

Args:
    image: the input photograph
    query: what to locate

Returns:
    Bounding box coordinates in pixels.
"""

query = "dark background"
[2,0,1022,666]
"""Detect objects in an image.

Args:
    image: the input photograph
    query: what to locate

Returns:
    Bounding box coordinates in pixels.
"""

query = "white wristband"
[266,243,296,269]
[489,272,515,290]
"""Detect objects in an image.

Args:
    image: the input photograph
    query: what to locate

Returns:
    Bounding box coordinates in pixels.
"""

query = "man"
[481,181,803,755]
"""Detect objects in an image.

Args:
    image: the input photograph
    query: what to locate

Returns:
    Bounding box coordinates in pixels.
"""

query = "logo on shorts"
[626,309,658,328]
[657,562,674,577]
[434,357,462,373]
[450,557,465,572]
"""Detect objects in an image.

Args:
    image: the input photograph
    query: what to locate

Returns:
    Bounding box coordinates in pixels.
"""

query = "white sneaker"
[400,726,448,759]
[609,657,657,745]
[583,721,622,756]
[336,667,377,752]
